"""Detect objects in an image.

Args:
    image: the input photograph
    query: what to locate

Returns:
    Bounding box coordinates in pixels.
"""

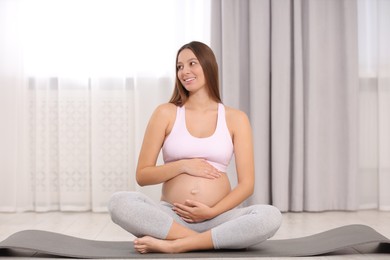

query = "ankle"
[167,239,187,253]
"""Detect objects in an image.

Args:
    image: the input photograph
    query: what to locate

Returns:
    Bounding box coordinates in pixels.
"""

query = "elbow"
[247,183,255,196]
[136,179,146,187]
[135,170,147,187]
[237,180,254,199]
[242,180,255,197]
[136,178,147,187]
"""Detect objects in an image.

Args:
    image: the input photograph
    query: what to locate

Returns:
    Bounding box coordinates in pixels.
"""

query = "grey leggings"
[108,191,282,249]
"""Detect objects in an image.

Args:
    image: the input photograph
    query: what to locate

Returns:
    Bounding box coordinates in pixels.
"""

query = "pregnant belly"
[161,173,231,207]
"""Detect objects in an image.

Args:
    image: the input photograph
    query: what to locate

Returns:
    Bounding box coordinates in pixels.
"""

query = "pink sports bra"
[162,103,234,173]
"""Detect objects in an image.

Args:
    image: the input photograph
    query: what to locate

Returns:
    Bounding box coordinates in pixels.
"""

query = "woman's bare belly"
[161,173,231,207]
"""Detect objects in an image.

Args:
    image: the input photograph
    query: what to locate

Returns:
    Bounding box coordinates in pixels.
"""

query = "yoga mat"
[0,224,389,258]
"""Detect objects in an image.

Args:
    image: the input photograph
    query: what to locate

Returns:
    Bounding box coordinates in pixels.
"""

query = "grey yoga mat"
[0,224,389,258]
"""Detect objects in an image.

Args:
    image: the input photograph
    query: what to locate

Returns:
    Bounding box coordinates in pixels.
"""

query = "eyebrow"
[177,58,198,64]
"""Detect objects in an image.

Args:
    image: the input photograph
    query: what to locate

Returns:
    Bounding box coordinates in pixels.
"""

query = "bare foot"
[133,230,213,253]
[133,236,177,254]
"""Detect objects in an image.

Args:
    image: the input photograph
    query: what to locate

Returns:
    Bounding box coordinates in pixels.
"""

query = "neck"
[186,93,217,111]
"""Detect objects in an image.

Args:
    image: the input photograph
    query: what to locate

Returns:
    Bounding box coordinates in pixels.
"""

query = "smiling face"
[169,41,221,106]
[176,49,206,94]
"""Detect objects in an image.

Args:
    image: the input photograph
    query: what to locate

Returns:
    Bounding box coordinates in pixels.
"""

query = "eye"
[190,61,197,66]
[177,64,183,70]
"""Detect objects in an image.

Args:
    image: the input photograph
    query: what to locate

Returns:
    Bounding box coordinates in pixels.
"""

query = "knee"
[107,191,140,221]
[253,204,282,238]
[265,205,282,235]
[108,191,127,212]
[107,191,126,222]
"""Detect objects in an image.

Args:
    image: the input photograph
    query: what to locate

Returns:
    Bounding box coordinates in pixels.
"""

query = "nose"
[182,65,190,74]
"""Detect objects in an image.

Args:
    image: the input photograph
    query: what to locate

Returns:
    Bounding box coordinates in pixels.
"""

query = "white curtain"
[0,0,210,212]
[358,0,390,210]
[211,0,390,212]
[211,0,359,212]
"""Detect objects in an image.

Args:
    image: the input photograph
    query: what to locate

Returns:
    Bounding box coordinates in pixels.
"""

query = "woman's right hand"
[181,159,222,179]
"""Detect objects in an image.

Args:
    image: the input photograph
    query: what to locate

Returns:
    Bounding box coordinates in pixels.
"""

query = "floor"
[0,210,389,259]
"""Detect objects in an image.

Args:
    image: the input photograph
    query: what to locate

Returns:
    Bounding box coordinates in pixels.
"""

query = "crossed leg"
[108,191,215,253]
[108,191,282,253]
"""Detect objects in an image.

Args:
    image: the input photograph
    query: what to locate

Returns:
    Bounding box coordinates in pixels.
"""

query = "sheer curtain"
[211,0,359,212]
[358,0,390,210]
[0,0,211,212]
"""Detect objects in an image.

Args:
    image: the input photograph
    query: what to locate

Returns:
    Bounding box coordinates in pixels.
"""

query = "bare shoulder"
[224,105,251,129]
[153,102,177,118]
[149,103,177,134]
[224,105,252,145]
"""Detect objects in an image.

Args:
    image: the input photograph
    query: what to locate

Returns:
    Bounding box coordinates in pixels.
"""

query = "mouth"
[183,77,196,83]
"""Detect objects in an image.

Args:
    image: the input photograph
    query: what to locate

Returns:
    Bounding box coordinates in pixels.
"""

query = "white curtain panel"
[0,0,210,212]
[22,77,173,212]
[358,0,390,210]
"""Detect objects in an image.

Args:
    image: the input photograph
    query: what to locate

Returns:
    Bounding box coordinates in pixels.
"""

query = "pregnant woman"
[108,41,282,254]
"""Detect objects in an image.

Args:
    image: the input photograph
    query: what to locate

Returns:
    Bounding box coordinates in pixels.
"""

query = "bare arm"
[136,104,183,186]
[209,108,255,216]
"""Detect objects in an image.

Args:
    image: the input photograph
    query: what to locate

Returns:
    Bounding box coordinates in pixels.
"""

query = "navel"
[190,189,199,195]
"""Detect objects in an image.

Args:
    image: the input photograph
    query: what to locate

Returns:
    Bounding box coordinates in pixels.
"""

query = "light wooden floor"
[0,210,389,259]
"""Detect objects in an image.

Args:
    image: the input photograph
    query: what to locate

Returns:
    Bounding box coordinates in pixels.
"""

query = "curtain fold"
[211,0,359,212]
[0,0,27,211]
[375,0,390,210]
[358,0,390,211]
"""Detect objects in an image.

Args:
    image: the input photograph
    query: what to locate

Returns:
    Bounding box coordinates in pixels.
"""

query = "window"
[19,0,211,77]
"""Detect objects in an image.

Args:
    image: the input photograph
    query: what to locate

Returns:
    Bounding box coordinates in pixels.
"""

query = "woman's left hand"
[173,200,215,223]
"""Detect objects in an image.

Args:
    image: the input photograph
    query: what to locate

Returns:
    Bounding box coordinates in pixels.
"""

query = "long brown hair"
[169,41,222,106]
